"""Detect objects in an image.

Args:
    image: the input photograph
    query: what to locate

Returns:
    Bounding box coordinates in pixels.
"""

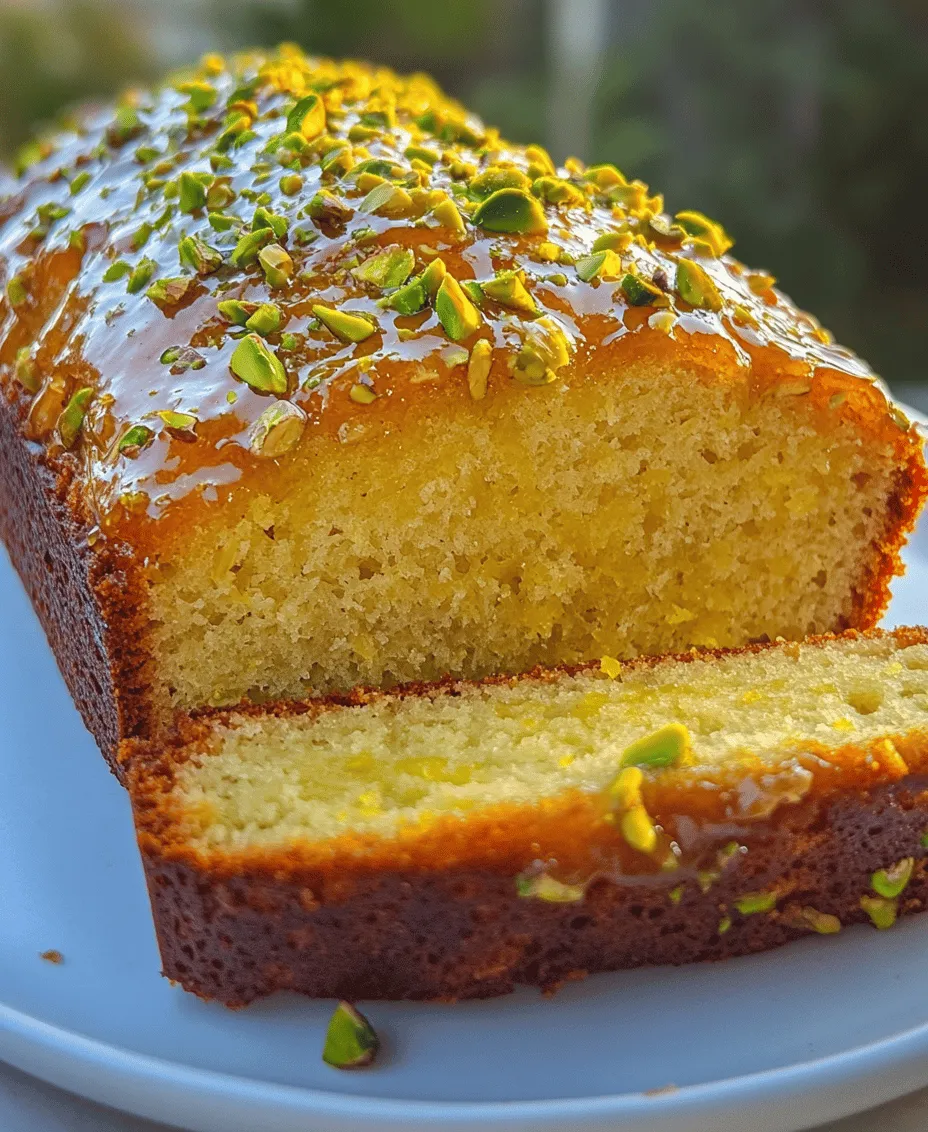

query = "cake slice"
[127,627,928,1006]
[0,46,924,773]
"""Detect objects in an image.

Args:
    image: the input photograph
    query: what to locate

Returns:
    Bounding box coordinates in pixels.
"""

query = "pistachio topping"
[13,348,39,392]
[245,303,283,336]
[860,894,898,931]
[248,400,306,457]
[469,165,533,200]
[871,857,914,899]
[481,270,538,315]
[258,243,294,287]
[515,870,586,903]
[472,188,547,235]
[118,424,155,456]
[313,305,378,344]
[229,333,288,393]
[218,299,259,326]
[5,276,28,307]
[734,891,777,916]
[349,383,378,404]
[178,234,223,276]
[620,272,666,307]
[467,339,492,400]
[126,257,156,294]
[178,171,210,214]
[619,723,691,770]
[57,387,94,448]
[152,409,198,437]
[322,1001,379,1070]
[675,259,723,311]
[435,274,481,341]
[286,93,326,140]
[146,277,194,310]
[230,227,273,267]
[510,316,572,385]
[798,907,841,935]
[353,246,415,289]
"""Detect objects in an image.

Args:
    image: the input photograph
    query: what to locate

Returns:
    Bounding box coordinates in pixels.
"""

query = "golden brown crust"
[127,628,928,1004]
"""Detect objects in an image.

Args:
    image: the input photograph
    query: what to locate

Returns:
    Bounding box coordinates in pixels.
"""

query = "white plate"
[0,411,926,1132]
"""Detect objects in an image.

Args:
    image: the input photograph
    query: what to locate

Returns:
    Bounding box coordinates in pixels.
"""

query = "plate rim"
[2,399,926,1132]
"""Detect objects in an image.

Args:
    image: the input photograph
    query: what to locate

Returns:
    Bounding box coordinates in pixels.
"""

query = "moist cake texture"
[0,46,924,769]
[128,628,928,1005]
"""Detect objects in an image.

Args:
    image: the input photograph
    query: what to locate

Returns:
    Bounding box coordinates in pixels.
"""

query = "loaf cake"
[0,46,925,773]
[125,627,928,1005]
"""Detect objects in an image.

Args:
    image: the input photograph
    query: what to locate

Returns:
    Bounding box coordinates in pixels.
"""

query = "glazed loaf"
[126,627,928,1005]
[0,47,925,771]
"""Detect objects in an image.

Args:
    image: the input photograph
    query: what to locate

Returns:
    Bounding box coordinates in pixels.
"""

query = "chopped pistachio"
[921,831,928,850]
[126,258,156,294]
[435,275,481,342]
[359,182,413,217]
[510,316,572,385]
[258,244,294,288]
[576,249,622,283]
[230,227,273,267]
[419,256,447,299]
[353,246,415,289]
[860,894,897,930]
[178,79,216,113]
[13,348,39,393]
[102,261,132,283]
[467,339,492,400]
[591,229,632,254]
[799,907,841,935]
[621,805,658,854]
[245,303,282,336]
[515,871,585,903]
[69,171,91,195]
[405,144,439,165]
[669,885,685,906]
[178,234,223,275]
[481,270,538,315]
[307,189,352,226]
[130,223,153,251]
[871,858,914,899]
[462,280,484,306]
[178,171,210,213]
[57,387,93,448]
[249,400,306,457]
[313,305,378,344]
[229,333,288,394]
[525,143,556,179]
[152,409,197,436]
[472,188,547,235]
[6,276,28,306]
[285,93,326,140]
[382,276,427,316]
[583,163,627,190]
[532,176,585,206]
[217,299,259,325]
[279,173,303,196]
[718,915,732,935]
[117,424,154,456]
[746,271,776,294]
[469,165,533,200]
[206,180,236,211]
[676,259,723,311]
[675,210,733,257]
[349,383,378,405]
[599,656,622,679]
[322,1001,379,1070]
[620,723,691,770]
[280,332,300,351]
[430,197,467,236]
[106,104,142,147]
[146,277,194,310]
[252,207,288,239]
[618,272,664,307]
[734,891,777,916]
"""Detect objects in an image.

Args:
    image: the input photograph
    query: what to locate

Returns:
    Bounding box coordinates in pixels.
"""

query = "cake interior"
[147,361,903,718]
[174,634,928,850]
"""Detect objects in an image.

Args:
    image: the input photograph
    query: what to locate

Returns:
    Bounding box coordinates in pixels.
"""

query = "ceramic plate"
[1,410,926,1132]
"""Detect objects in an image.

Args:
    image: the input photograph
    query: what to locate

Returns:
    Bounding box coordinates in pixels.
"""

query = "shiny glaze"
[0,46,915,546]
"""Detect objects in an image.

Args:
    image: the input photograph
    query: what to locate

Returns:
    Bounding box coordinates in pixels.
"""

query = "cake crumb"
[40,949,64,964]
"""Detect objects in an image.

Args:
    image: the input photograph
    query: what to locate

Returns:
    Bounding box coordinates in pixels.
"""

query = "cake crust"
[127,628,928,1006]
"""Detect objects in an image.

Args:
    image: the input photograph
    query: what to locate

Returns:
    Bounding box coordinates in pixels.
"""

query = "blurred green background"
[1,0,925,408]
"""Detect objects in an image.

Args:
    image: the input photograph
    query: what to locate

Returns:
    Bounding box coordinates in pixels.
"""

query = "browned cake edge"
[127,629,928,1007]
[0,381,152,773]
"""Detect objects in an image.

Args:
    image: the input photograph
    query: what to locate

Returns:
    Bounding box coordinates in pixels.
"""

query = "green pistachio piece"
[510,316,572,385]
[178,79,216,113]
[525,143,556,179]
[472,188,547,235]
[350,158,404,180]
[921,831,928,849]
[353,246,415,289]
[57,387,93,448]
[515,871,585,903]
[435,275,481,342]
[208,212,239,233]
[280,332,300,351]
[280,173,303,196]
[6,276,27,306]
[230,227,273,267]
[668,885,685,906]
[146,277,194,310]
[14,139,49,177]
[178,234,223,276]
[620,272,666,307]
[178,171,211,214]
[467,339,492,400]
[106,104,143,147]
[322,1001,379,1070]
[319,141,353,176]
[430,197,467,236]
[675,210,733,257]
[861,894,897,930]
[292,225,319,246]
[360,182,413,217]
[245,303,282,336]
[206,180,236,211]
[152,409,197,435]
[583,163,627,190]
[286,93,326,140]
[349,383,377,405]
[68,230,86,253]
[249,400,306,457]
[229,333,288,393]
[131,223,153,251]
[470,165,533,200]
[69,171,92,195]
[381,276,427,316]
[619,723,691,770]
[307,189,352,226]
[419,256,447,299]
[462,280,484,306]
[871,857,914,899]
[576,249,622,283]
[347,123,380,142]
[13,347,39,393]
[734,891,778,916]
[117,424,154,456]
[591,230,632,253]
[258,244,294,288]
[675,259,723,311]
[252,207,288,238]
[799,907,841,934]
[102,261,131,283]
[532,176,585,206]
[404,144,439,165]
[718,915,732,935]
[481,270,538,315]
[126,258,156,294]
[313,305,378,344]
[217,299,259,325]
